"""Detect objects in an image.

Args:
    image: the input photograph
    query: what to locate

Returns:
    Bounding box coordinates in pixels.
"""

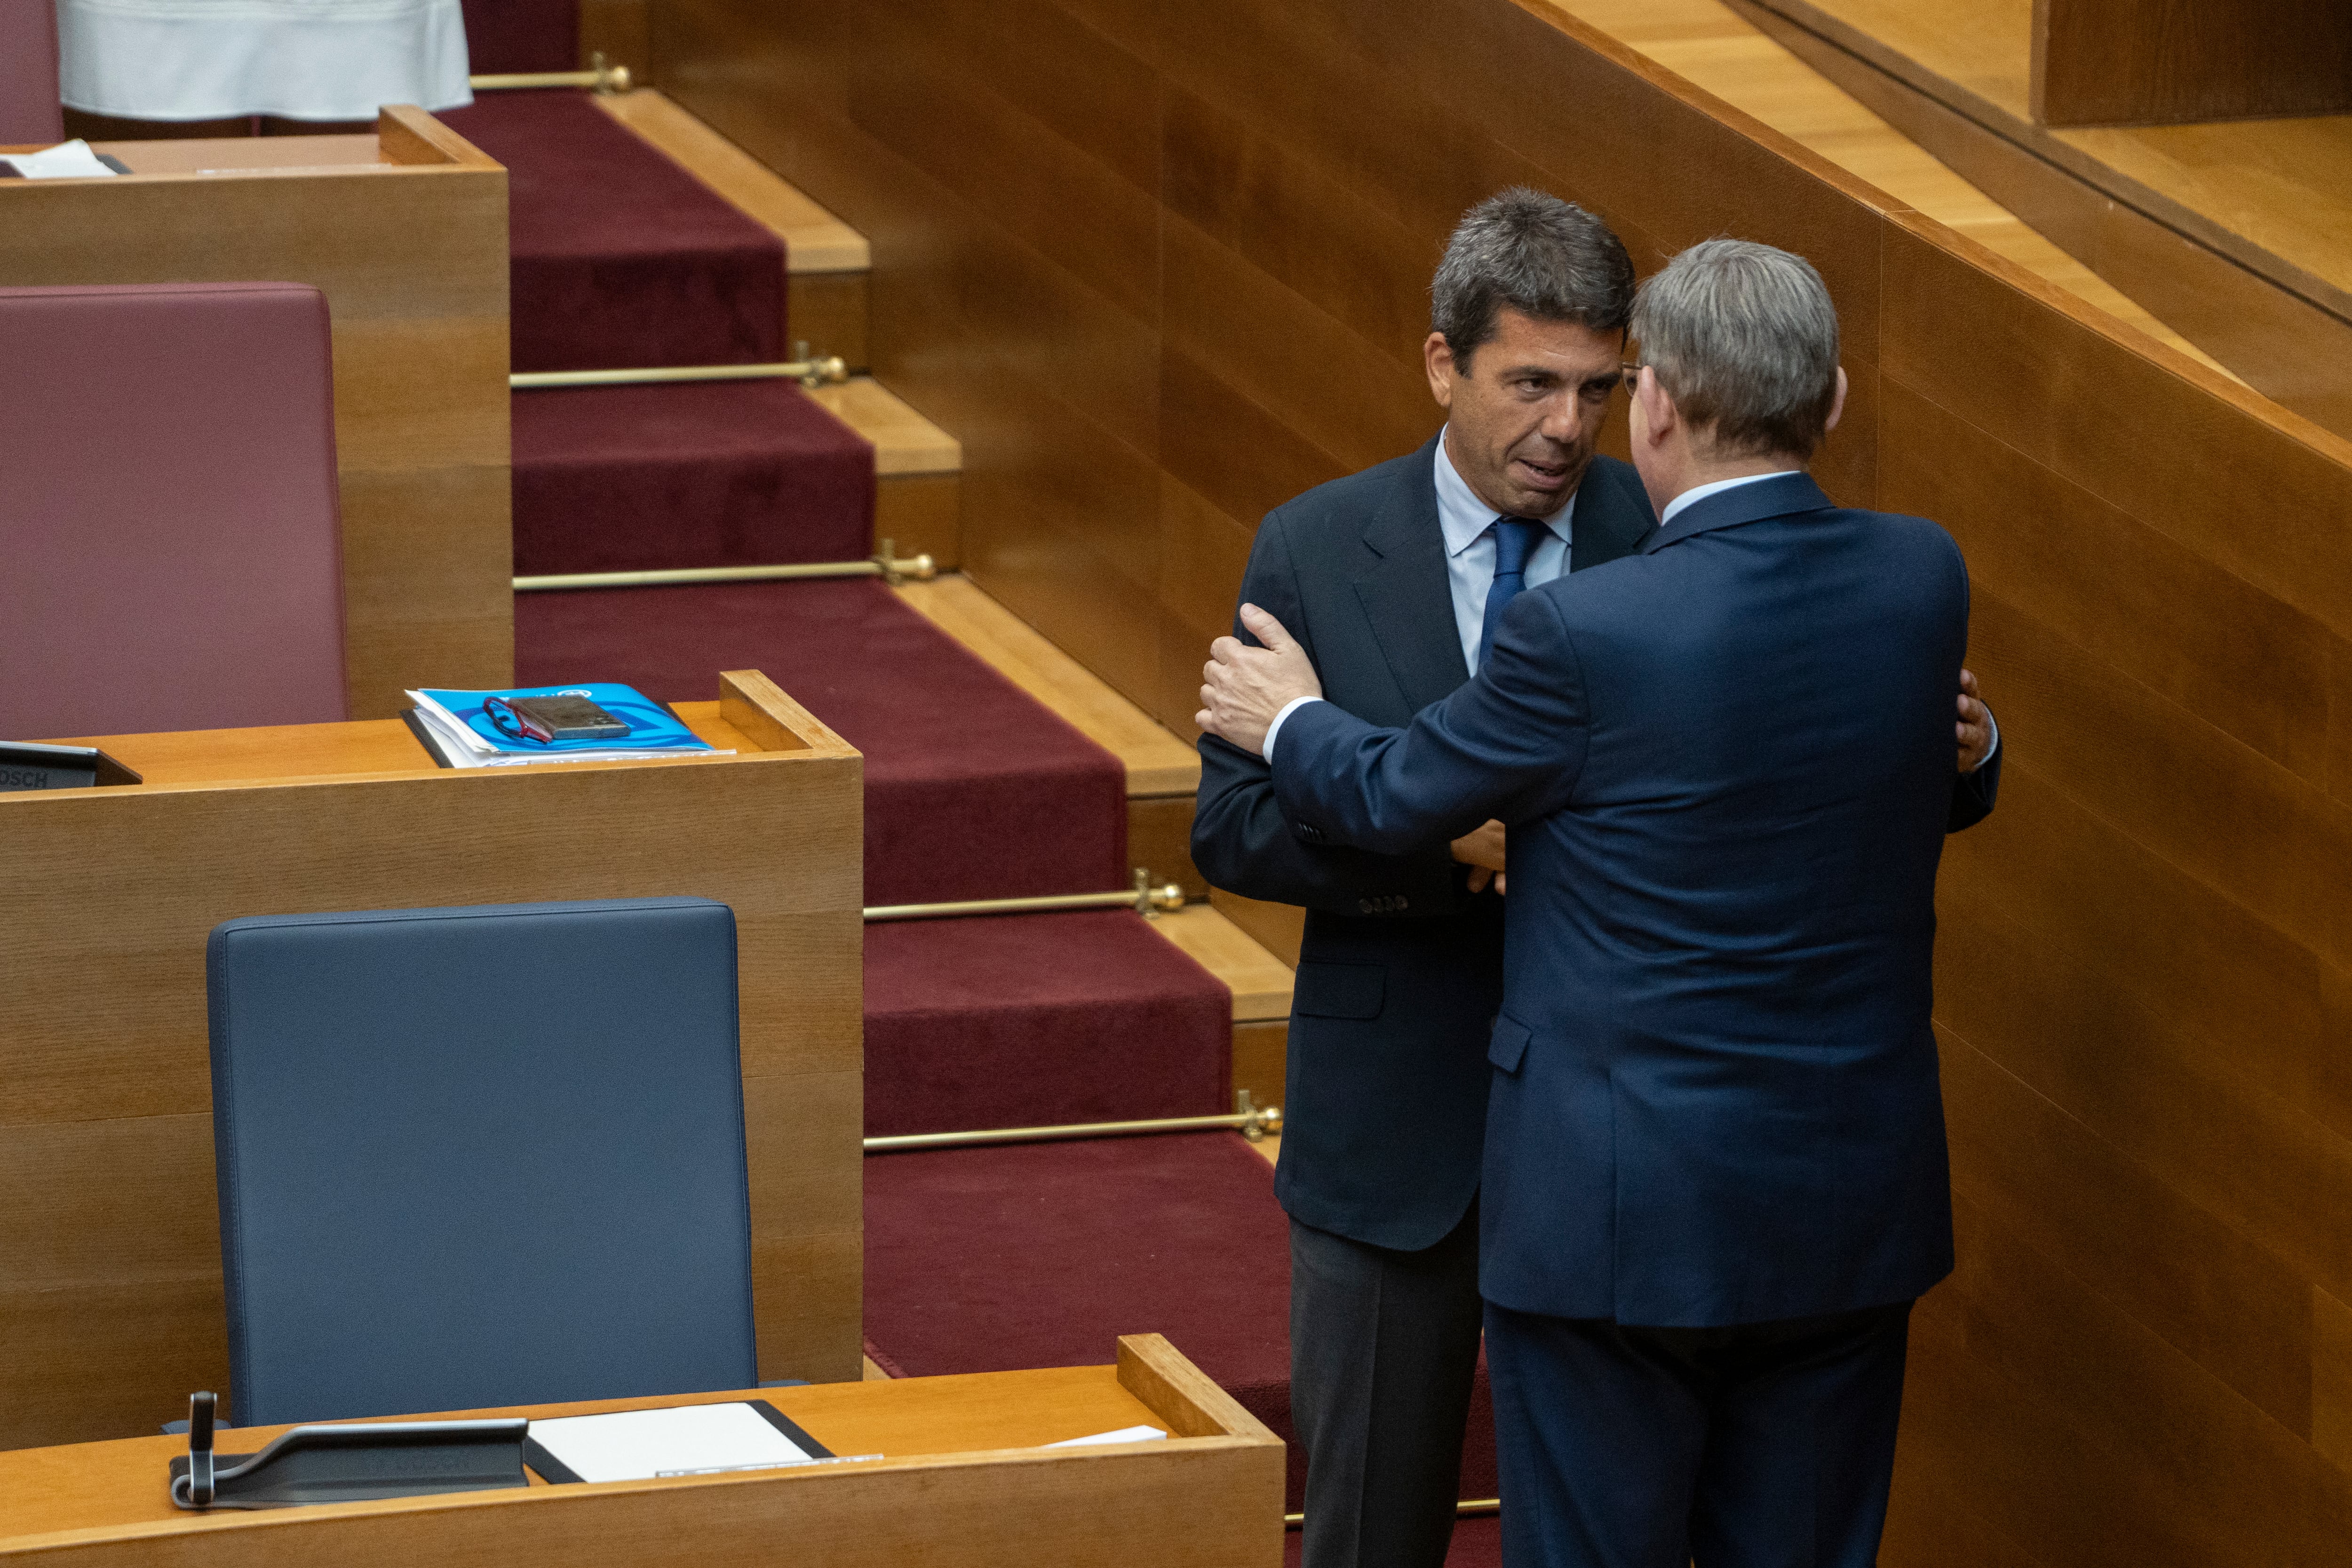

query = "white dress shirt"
[1263,430,1571,760]
[1658,470,1787,526]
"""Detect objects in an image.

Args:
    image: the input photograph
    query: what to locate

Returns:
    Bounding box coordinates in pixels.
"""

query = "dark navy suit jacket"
[1191,438,1659,1250]
[1272,473,1977,1325]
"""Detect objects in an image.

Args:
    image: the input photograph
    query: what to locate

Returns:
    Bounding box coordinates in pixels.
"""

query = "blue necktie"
[1478,516,1544,670]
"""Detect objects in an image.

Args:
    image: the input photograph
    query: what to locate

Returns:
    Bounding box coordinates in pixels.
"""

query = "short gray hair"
[1431,189,1634,370]
[1629,239,1840,459]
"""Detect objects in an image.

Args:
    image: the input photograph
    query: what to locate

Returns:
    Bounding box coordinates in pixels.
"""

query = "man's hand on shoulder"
[1452,818,1507,894]
[1956,668,1995,773]
[1198,604,1324,759]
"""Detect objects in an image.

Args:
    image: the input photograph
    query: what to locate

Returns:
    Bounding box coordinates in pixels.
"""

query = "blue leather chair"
[205,897,759,1426]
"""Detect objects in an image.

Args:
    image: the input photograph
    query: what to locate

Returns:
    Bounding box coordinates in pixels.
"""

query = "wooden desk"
[0,106,512,717]
[0,1337,1283,1567]
[0,672,864,1451]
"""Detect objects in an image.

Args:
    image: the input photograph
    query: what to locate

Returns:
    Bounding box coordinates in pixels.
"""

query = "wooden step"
[594,87,872,372]
[1152,905,1294,1117]
[806,376,962,568]
[890,572,1279,947]
[892,573,1299,1113]
[1554,0,2238,379]
[891,575,1200,797]
[592,91,966,572]
[894,572,1202,892]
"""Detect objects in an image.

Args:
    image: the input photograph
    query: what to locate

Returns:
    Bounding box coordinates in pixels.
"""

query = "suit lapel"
[1351,437,1471,713]
[1569,458,1658,572]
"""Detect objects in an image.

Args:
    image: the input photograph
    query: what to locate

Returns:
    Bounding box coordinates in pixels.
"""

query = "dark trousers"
[1485,1299,1914,1568]
[1290,1203,1486,1568]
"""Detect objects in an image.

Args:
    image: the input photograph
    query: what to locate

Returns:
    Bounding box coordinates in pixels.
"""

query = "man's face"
[1425,309,1625,518]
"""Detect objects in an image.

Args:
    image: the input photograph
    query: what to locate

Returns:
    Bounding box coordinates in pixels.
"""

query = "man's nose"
[1538,390,1587,445]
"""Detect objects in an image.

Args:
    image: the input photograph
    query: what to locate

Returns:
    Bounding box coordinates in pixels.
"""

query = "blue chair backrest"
[206,897,757,1426]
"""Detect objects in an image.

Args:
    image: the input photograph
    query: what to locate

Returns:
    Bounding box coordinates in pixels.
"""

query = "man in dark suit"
[1191,197,1997,1568]
[1192,190,1661,1568]
[1199,238,1994,1567]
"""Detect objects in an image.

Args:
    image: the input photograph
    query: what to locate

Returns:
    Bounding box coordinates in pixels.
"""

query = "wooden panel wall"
[653,0,2352,1560]
[2033,0,2352,127]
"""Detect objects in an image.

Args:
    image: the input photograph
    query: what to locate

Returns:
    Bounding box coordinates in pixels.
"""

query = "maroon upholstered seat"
[0,282,350,739]
[0,0,63,146]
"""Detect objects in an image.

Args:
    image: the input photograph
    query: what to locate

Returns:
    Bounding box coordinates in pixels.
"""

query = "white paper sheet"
[0,141,118,180]
[1043,1424,1168,1448]
[529,1403,816,1484]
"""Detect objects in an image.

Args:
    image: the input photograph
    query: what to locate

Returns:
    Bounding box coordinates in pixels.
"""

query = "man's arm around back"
[1192,509,1470,917]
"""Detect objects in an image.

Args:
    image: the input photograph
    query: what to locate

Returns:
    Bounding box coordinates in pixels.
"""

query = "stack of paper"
[526,1402,833,1484]
[0,141,120,179]
[403,684,731,768]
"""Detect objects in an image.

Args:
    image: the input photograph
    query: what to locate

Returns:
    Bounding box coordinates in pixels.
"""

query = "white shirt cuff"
[1976,712,1999,771]
[1262,696,1323,763]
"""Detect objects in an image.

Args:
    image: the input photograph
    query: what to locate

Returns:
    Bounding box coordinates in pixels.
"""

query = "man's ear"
[1632,368,1675,449]
[1424,332,1457,411]
[1823,365,1849,434]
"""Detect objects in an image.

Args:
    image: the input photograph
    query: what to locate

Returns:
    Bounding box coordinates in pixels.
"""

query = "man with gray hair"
[1198,237,1993,1566]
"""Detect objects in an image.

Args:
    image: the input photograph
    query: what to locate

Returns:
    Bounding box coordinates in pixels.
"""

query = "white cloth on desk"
[57,0,473,121]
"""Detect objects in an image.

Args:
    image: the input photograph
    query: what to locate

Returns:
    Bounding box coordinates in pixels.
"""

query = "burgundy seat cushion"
[511,380,874,576]
[515,579,1128,905]
[0,282,348,739]
[865,910,1232,1136]
[438,91,785,373]
[0,0,63,145]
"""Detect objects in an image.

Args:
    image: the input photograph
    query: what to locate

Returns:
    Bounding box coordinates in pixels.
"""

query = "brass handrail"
[866,1091,1282,1152]
[470,54,632,94]
[865,870,1185,922]
[510,355,850,391]
[514,553,934,592]
[1285,1499,1499,1527]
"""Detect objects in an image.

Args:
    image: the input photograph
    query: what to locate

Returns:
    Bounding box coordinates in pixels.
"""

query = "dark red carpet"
[459,0,576,73]
[865,910,1230,1136]
[863,1133,1300,1501]
[438,91,784,372]
[512,381,874,575]
[862,1129,1502,1514]
[514,578,1127,904]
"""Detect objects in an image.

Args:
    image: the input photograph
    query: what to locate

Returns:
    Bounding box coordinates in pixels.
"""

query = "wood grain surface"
[0,1341,1282,1566]
[2032,0,2352,127]
[1741,0,2352,326]
[0,106,513,719]
[646,0,2352,1560]
[0,674,863,1449]
[1724,0,2352,438]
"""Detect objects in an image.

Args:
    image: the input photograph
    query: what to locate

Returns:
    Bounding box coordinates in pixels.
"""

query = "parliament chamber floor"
[6,0,2352,1563]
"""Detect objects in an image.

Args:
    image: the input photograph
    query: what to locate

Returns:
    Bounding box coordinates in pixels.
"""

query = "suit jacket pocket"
[1487,1014,1533,1075]
[1293,961,1385,1020]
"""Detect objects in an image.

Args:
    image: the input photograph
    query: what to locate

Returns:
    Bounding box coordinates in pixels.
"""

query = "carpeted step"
[863,1132,1502,1514]
[515,577,1126,904]
[458,0,577,73]
[512,380,874,575]
[439,90,784,372]
[864,1134,1294,1496]
[865,910,1231,1137]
